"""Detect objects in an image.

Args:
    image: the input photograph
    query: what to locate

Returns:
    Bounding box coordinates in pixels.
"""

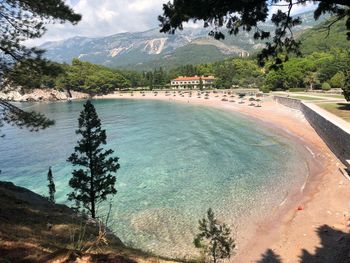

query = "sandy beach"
[97,90,350,262]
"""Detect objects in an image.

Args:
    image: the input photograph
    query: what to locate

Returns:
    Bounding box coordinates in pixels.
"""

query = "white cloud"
[26,0,167,46]
[269,1,318,17]
[25,0,317,47]
[183,21,204,29]
[128,0,162,12]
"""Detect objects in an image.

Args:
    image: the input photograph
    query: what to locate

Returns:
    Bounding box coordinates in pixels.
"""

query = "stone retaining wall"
[273,96,302,110]
[273,96,350,165]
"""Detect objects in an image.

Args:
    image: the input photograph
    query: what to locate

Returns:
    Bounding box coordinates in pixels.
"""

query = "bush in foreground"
[194,208,235,263]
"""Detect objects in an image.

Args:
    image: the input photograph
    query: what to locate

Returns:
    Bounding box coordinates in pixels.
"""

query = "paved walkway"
[273,92,346,102]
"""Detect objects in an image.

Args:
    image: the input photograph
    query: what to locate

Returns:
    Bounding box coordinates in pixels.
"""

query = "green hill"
[122,44,230,71]
[299,17,350,54]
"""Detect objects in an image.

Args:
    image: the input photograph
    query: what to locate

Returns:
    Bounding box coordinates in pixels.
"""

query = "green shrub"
[288,88,306,92]
[194,208,235,263]
[313,83,322,90]
[329,72,345,89]
[322,82,331,91]
[342,72,350,102]
[260,85,270,93]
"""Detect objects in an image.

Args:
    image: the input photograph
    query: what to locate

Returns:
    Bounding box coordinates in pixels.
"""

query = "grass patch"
[318,103,350,122]
[274,92,345,100]
[292,92,345,99]
[307,93,344,99]
[290,96,325,101]
[288,88,306,92]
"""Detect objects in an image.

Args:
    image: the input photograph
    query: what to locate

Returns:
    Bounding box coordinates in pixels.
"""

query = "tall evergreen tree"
[199,77,204,91]
[194,208,235,263]
[67,100,119,219]
[47,166,55,203]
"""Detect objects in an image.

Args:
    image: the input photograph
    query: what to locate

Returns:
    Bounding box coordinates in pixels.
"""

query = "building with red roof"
[170,75,215,89]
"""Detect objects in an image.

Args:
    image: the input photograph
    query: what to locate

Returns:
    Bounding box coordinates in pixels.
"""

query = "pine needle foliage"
[67,100,119,219]
[47,166,55,203]
[194,208,235,263]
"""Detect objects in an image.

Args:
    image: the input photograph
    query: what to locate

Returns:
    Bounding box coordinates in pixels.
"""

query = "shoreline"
[0,88,89,102]
[96,91,350,262]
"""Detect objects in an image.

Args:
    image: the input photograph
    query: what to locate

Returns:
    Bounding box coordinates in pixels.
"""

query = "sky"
[26,0,318,46]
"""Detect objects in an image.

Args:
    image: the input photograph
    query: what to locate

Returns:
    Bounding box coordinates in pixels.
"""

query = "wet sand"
[97,91,350,262]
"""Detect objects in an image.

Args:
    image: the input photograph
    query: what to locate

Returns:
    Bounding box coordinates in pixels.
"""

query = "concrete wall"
[301,103,350,165]
[273,96,302,110]
[273,96,350,165]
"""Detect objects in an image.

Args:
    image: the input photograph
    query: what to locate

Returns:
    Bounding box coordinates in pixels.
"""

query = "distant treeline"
[4,49,349,96]
[4,57,265,94]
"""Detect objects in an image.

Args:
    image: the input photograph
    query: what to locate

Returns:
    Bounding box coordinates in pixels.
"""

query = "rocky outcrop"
[0,88,89,102]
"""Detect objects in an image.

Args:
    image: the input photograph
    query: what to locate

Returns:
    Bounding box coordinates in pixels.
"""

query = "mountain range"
[41,11,328,70]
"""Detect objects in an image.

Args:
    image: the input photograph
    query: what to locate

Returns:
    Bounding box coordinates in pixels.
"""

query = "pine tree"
[47,167,55,203]
[199,77,204,91]
[67,100,119,219]
[194,208,235,263]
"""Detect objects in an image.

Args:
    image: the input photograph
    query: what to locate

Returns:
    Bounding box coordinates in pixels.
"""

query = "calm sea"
[0,99,308,258]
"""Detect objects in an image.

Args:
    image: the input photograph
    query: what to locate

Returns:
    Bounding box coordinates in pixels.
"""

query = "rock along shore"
[0,88,89,102]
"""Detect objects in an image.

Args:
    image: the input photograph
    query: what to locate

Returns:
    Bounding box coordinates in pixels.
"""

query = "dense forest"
[4,56,265,94]
[263,48,349,92]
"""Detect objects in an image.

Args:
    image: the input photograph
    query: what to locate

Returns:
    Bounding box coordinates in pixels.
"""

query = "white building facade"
[170,76,215,89]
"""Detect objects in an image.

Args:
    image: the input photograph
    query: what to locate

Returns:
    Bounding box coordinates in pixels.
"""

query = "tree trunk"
[212,243,217,263]
[87,123,95,219]
[90,159,95,218]
[67,87,72,98]
[91,197,95,219]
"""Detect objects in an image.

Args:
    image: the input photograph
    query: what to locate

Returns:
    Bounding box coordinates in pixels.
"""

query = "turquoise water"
[0,99,308,258]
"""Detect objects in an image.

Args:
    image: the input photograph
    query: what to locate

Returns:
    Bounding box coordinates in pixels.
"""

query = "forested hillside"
[124,44,229,71]
[299,17,350,54]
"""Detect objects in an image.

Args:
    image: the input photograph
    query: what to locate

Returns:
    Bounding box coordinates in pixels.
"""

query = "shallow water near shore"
[0,99,308,258]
